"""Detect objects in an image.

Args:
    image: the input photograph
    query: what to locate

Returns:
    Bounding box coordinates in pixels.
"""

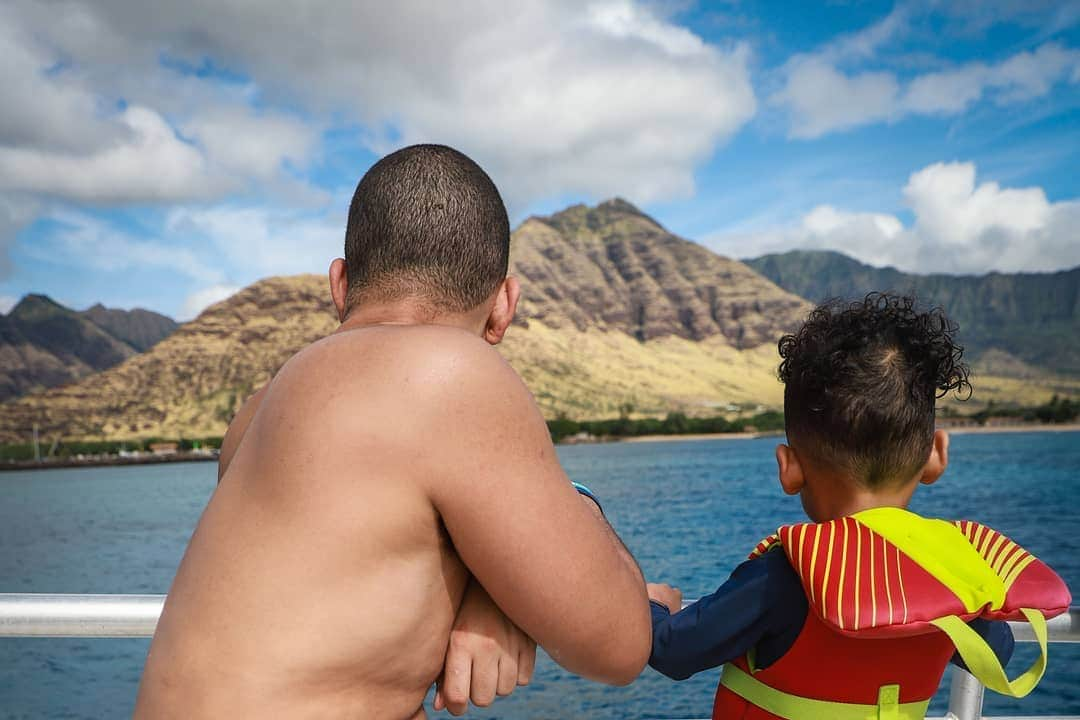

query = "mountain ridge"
[745,250,1080,375]
[2,202,1075,444]
[0,296,178,402]
[0,200,809,442]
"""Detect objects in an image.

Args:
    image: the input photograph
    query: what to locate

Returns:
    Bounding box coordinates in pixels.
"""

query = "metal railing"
[0,595,1076,720]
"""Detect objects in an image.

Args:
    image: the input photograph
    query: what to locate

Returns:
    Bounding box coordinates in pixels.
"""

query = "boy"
[648,293,1070,720]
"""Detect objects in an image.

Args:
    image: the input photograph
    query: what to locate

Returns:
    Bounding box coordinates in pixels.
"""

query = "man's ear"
[920,429,949,486]
[329,258,349,323]
[483,276,521,346]
[776,444,805,496]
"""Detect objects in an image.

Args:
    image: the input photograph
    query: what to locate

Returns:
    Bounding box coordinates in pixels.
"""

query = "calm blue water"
[0,432,1077,719]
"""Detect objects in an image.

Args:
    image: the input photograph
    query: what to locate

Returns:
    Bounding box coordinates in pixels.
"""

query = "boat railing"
[0,594,1076,720]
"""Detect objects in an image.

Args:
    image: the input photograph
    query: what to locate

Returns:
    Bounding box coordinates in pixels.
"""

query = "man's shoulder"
[277,325,531,433]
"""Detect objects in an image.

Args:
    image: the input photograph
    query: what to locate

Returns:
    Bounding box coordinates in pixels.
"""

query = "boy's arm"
[649,549,805,681]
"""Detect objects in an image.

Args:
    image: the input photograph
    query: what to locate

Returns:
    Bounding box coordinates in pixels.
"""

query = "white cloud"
[166,205,343,278]
[0,194,37,279]
[3,0,756,209]
[0,2,322,209]
[0,12,120,154]
[180,283,242,321]
[902,43,1080,115]
[0,106,223,203]
[182,108,317,184]
[775,58,899,138]
[708,161,1080,275]
[23,210,223,283]
[0,295,17,314]
[777,40,1080,138]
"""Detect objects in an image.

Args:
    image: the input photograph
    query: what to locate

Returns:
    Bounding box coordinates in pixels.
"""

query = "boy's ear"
[776,444,805,496]
[920,429,950,486]
[483,276,520,346]
[329,258,349,323]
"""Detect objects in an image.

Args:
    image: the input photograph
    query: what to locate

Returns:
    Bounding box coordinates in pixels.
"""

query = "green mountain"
[745,250,1080,376]
[0,295,178,402]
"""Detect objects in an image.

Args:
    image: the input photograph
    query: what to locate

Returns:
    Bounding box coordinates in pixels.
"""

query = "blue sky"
[0,0,1078,319]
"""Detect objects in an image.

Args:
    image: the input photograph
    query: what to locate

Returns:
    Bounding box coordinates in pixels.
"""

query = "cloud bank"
[710,161,1080,275]
[0,0,755,209]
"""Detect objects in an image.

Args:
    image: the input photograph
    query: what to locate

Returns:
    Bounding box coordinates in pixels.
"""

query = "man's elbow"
[589,610,652,685]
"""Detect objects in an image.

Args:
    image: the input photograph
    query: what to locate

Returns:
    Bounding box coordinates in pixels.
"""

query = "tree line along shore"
[1,396,1076,470]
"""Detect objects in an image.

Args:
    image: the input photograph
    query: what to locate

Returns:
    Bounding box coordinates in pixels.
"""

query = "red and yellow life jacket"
[713,507,1071,720]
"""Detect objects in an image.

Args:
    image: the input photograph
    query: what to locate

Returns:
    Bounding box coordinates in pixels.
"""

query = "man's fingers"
[469,649,499,708]
[496,655,518,697]
[517,638,537,686]
[439,649,472,716]
[433,685,445,712]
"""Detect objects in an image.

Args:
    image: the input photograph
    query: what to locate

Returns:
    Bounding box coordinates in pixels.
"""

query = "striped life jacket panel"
[712,507,1071,720]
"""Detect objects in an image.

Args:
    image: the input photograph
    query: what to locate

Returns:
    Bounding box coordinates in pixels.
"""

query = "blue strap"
[572,482,603,514]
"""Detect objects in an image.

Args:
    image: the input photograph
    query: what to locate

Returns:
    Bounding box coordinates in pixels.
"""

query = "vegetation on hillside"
[547,409,785,443]
[966,395,1079,425]
[0,436,223,463]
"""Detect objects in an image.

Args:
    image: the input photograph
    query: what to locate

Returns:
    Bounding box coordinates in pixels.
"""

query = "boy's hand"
[435,579,537,716]
[647,583,682,614]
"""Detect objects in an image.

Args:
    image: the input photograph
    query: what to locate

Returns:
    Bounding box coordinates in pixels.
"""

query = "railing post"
[945,666,985,720]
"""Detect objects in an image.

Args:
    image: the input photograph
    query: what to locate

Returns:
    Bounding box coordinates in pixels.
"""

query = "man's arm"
[217,384,268,482]
[417,341,651,685]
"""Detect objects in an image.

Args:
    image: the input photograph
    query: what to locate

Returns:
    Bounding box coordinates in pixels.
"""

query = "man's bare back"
[137,327,475,718]
[135,145,651,719]
[136,325,649,718]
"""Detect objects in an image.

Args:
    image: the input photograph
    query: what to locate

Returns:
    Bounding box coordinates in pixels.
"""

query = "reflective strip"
[868,528,877,628]
[930,608,1048,698]
[719,664,930,720]
[808,524,821,605]
[837,518,850,630]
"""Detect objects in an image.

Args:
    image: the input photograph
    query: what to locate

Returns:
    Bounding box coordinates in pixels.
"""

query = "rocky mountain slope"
[0,200,810,442]
[3,201,1073,443]
[0,295,177,402]
[81,304,178,352]
[746,250,1080,376]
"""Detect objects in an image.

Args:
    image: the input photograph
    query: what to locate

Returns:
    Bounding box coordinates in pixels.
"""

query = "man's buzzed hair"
[344,144,511,313]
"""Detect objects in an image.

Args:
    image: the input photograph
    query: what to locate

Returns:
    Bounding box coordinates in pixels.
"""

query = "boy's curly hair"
[778,293,971,488]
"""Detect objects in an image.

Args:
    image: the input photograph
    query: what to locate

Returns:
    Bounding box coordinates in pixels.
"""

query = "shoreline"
[0,452,218,473]
[620,431,783,444]
[613,423,1080,445]
[3,424,1078,466]
[940,423,1080,435]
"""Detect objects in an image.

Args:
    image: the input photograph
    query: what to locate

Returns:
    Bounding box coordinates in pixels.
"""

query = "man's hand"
[647,583,682,615]
[434,580,537,716]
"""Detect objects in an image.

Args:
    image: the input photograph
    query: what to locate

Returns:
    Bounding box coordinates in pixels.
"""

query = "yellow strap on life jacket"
[720,663,930,720]
[930,607,1049,698]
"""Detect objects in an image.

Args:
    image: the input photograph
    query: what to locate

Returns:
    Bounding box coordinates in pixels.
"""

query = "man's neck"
[336,299,485,336]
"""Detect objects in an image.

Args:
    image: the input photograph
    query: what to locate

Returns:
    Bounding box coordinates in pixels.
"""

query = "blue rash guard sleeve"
[648,549,1015,681]
[649,549,806,680]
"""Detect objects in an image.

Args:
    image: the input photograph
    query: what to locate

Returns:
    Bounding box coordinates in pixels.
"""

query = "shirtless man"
[134,144,652,719]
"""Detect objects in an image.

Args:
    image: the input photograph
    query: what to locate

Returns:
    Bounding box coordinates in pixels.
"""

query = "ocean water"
[0,431,1077,719]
